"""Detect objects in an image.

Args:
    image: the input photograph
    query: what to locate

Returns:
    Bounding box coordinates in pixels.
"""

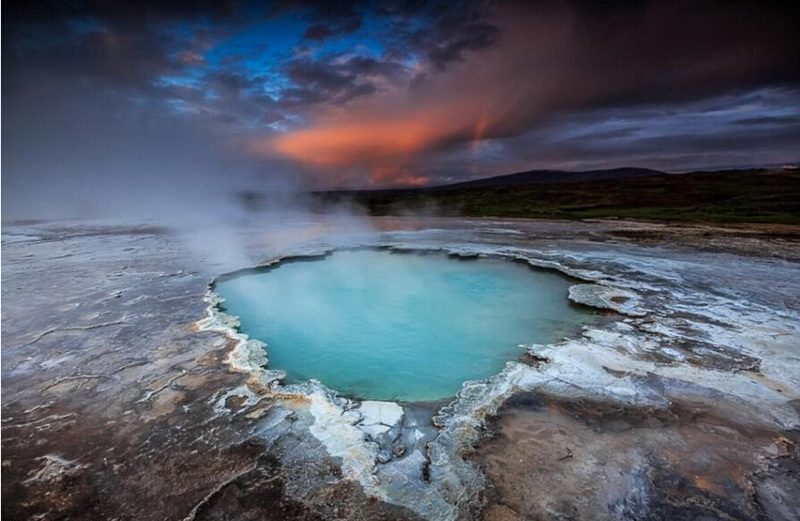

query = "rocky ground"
[2,217,799,520]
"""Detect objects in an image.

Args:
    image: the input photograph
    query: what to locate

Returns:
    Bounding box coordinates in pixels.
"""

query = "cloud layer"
[264,1,800,184]
[3,0,800,218]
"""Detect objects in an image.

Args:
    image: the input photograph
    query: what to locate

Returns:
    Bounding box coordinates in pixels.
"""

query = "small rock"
[376,450,393,464]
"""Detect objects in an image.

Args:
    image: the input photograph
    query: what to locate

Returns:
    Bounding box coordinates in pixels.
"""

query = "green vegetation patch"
[311,169,800,224]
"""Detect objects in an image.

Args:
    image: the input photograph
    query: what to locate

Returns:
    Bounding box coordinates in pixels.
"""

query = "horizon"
[314,162,800,192]
[3,0,800,219]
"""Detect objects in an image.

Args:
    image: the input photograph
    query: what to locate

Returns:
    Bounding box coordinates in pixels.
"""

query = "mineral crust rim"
[196,244,648,521]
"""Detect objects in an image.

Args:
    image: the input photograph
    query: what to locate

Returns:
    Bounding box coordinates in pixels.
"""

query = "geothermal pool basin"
[214,249,592,402]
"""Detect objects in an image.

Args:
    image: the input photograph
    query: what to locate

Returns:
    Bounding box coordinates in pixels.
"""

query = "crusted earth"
[475,393,800,521]
[2,217,799,521]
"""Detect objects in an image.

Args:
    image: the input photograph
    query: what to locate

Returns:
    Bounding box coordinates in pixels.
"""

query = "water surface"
[215,250,590,401]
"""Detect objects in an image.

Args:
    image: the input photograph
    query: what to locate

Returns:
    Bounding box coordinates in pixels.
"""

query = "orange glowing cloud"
[268,118,437,168]
[261,92,510,186]
[260,101,488,185]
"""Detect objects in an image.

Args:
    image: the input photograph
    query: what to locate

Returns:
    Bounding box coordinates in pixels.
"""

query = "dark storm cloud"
[4,0,247,32]
[302,18,363,41]
[571,2,799,105]
[6,29,177,92]
[5,3,215,106]
[426,22,500,71]
[464,88,800,175]
[280,81,376,106]
[383,0,501,70]
[410,1,501,70]
[4,0,800,210]
[302,24,335,41]
[475,0,800,138]
[286,59,369,97]
[270,0,800,184]
[3,0,503,139]
[206,69,258,92]
[272,0,364,41]
[278,55,407,106]
[275,0,501,69]
[584,127,643,140]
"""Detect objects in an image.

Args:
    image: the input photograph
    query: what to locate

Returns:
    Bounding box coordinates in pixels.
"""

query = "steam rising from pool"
[214,250,591,401]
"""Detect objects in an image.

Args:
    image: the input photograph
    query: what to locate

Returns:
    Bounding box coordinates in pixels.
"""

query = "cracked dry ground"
[2,218,800,521]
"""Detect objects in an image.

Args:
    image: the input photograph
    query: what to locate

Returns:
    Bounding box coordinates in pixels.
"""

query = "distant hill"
[306,167,800,224]
[239,167,800,224]
[431,167,667,190]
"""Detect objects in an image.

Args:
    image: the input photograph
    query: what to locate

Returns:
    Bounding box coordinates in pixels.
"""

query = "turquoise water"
[214,250,589,402]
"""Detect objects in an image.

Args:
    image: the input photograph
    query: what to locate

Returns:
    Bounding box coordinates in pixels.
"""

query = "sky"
[3,0,800,219]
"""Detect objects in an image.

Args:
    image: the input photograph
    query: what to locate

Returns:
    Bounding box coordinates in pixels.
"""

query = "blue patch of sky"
[66,18,103,35]
[165,98,194,114]
[154,74,203,89]
[203,15,305,73]
[149,15,308,106]
[305,34,386,62]
[201,14,311,104]
[144,9,427,130]
[153,7,421,105]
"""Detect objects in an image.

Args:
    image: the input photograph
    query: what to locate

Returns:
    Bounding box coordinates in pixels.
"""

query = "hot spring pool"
[214,249,591,402]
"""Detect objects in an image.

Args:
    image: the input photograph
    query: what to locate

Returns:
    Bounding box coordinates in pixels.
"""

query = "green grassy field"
[312,169,800,224]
